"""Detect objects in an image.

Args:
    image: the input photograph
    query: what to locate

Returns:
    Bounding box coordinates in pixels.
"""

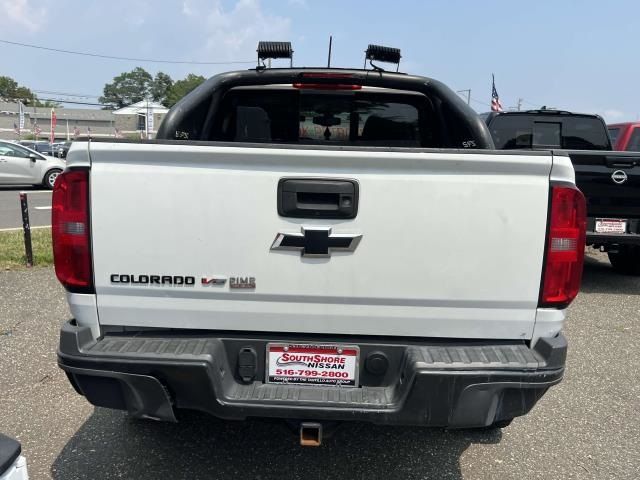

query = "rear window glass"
[607,127,620,147]
[533,122,561,147]
[626,128,640,151]
[212,89,435,147]
[489,114,610,150]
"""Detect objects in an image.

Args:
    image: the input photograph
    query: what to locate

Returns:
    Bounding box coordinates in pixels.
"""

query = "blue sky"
[1,0,638,121]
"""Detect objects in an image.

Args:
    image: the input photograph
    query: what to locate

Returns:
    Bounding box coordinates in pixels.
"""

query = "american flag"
[491,74,503,112]
[13,123,20,135]
[73,126,80,138]
[34,124,42,136]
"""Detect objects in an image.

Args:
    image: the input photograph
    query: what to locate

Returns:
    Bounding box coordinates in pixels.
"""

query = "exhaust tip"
[300,422,323,447]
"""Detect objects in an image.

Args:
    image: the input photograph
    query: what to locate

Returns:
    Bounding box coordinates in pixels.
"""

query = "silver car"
[0,140,66,189]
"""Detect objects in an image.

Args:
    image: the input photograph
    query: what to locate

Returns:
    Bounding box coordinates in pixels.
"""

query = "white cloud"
[0,0,47,32]
[183,0,291,62]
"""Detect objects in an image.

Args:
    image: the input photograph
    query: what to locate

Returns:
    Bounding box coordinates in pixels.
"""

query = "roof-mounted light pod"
[364,44,402,71]
[257,41,293,68]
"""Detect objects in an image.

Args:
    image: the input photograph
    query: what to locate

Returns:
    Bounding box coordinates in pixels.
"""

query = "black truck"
[483,110,640,275]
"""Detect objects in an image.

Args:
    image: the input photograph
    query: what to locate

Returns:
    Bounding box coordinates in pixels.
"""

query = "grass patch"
[0,228,53,270]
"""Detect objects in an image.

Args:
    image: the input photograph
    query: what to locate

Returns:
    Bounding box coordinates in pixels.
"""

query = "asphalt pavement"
[0,186,52,230]
[0,252,638,479]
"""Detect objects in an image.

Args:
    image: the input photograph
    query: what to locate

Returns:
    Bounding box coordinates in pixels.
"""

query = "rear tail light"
[539,185,586,308]
[52,169,93,293]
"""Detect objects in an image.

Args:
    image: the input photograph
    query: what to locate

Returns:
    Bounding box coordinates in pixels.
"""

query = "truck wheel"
[608,247,640,276]
[43,169,62,189]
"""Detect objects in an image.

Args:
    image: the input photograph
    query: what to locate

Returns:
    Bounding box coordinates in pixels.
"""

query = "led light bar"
[257,41,293,61]
[365,44,401,65]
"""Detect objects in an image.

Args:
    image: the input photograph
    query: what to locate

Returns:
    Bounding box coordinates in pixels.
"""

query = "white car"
[0,140,66,189]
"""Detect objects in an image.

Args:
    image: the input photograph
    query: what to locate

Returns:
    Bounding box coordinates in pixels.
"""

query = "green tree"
[150,72,173,106]
[0,76,37,104]
[165,74,205,107]
[0,75,59,107]
[99,67,153,108]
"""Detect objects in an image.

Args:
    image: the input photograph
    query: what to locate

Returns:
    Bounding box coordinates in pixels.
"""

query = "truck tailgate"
[89,143,552,340]
[569,151,640,218]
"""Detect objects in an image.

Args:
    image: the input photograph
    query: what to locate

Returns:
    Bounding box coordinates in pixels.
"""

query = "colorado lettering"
[110,274,195,286]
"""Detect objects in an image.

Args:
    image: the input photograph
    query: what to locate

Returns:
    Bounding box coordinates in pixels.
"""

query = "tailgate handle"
[278,178,358,219]
[605,156,637,168]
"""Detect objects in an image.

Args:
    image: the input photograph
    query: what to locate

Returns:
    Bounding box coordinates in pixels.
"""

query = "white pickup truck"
[53,56,586,443]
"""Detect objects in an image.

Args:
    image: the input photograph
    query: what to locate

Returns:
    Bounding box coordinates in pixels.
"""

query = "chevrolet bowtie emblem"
[270,227,362,258]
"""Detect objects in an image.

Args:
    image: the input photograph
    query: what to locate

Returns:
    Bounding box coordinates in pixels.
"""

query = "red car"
[608,122,640,151]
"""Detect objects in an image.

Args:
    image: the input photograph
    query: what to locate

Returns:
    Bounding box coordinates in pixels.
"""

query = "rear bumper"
[58,320,566,428]
[586,231,640,246]
[587,217,640,246]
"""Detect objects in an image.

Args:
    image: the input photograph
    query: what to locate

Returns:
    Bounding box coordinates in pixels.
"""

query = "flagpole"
[18,101,24,141]
[66,119,69,141]
[146,98,150,140]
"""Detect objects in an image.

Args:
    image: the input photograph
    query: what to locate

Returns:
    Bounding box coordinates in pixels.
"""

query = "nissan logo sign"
[611,170,628,184]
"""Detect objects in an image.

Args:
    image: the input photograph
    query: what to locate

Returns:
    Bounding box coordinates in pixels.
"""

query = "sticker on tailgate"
[266,344,359,387]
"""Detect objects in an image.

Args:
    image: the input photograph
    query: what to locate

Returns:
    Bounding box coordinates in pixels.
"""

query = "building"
[0,100,169,141]
[113,100,169,136]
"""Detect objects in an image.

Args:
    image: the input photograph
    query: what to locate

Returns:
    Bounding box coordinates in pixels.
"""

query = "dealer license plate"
[595,218,627,234]
[266,343,359,387]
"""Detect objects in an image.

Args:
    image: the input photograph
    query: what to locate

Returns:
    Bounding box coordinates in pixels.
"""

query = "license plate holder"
[595,218,627,234]
[266,343,359,387]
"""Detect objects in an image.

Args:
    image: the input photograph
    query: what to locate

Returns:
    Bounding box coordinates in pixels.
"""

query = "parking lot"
[0,251,637,479]
[0,187,52,230]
